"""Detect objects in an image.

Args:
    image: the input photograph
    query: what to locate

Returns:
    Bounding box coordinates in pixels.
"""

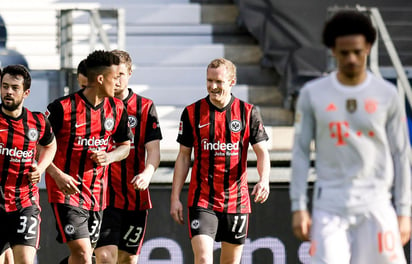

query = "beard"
[2,98,22,112]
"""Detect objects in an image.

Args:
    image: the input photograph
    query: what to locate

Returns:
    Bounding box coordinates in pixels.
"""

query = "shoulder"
[301,74,332,92]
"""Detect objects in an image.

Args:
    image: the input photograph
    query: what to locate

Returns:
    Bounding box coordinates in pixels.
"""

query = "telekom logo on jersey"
[329,121,375,146]
[77,136,109,151]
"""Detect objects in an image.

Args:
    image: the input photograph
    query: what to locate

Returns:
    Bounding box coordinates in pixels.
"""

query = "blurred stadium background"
[0,0,411,263]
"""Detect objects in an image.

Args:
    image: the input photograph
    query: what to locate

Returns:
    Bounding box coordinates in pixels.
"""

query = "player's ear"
[97,74,104,85]
[23,88,30,99]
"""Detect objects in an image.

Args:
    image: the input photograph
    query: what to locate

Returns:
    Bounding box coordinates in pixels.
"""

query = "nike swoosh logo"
[75,123,87,128]
[234,234,246,239]
[198,123,210,128]
[125,243,138,247]
[24,235,36,240]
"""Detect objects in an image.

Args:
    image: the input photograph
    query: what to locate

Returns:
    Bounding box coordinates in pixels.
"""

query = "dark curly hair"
[1,64,31,91]
[85,50,120,78]
[322,10,376,48]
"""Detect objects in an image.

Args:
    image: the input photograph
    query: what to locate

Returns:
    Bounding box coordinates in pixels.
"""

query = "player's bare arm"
[46,162,81,195]
[131,139,160,191]
[170,145,192,225]
[28,138,57,184]
[292,210,311,241]
[251,141,270,203]
[90,140,130,167]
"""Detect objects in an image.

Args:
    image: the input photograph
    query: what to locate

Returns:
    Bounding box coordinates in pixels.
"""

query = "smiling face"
[206,65,236,108]
[1,73,29,113]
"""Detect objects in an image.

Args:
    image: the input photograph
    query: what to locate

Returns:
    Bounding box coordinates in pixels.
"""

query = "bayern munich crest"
[104,118,115,131]
[128,115,138,128]
[28,128,39,141]
[230,120,242,132]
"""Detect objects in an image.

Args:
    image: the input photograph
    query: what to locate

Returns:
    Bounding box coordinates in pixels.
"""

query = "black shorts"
[51,203,103,245]
[96,207,148,255]
[0,205,41,253]
[188,207,249,245]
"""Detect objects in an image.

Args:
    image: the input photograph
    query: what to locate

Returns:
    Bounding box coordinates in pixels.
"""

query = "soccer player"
[170,58,271,264]
[45,50,131,264]
[290,10,411,263]
[0,65,57,264]
[94,50,162,264]
[77,59,88,90]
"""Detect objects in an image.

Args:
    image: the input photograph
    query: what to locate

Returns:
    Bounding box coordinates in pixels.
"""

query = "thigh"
[96,207,122,249]
[118,209,148,255]
[51,203,90,243]
[88,209,103,245]
[188,207,218,240]
[310,209,351,264]
[216,212,248,245]
[351,206,406,264]
[10,205,41,249]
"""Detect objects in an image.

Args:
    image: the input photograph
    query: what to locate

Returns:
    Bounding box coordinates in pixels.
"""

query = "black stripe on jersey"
[206,104,216,210]
[192,101,202,207]
[15,111,31,210]
[65,95,77,204]
[236,101,246,213]
[222,107,232,213]
[0,119,14,207]
[133,96,142,209]
[105,98,118,210]
[77,99,92,208]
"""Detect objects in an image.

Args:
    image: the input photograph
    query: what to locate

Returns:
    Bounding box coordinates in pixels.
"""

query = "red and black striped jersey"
[0,106,54,212]
[45,90,131,211]
[107,89,162,211]
[177,95,268,214]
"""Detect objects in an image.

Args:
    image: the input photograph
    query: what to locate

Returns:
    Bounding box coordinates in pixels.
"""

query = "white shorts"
[310,205,406,264]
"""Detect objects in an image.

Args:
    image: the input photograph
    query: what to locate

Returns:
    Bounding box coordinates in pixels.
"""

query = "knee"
[94,248,116,264]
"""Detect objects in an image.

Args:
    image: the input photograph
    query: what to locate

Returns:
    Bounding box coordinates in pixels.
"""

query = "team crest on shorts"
[230,120,242,132]
[191,219,200,229]
[64,224,75,235]
[128,115,137,128]
[28,128,39,141]
[346,99,357,113]
[104,118,115,131]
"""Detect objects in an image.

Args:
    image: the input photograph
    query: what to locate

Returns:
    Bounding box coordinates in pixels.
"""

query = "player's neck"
[82,88,106,106]
[1,106,23,118]
[336,71,367,86]
[115,88,129,101]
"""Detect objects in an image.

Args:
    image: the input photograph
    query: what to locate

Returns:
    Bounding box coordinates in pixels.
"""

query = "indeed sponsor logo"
[201,139,239,156]
[0,143,34,162]
[77,137,109,151]
[202,139,239,151]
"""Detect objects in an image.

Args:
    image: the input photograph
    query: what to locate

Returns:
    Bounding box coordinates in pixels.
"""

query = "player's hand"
[27,163,41,184]
[54,172,81,195]
[131,171,152,191]
[398,215,411,245]
[90,150,111,167]
[170,199,184,225]
[292,210,311,241]
[251,181,270,203]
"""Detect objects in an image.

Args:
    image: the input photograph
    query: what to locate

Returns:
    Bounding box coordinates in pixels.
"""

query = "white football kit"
[290,71,411,264]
